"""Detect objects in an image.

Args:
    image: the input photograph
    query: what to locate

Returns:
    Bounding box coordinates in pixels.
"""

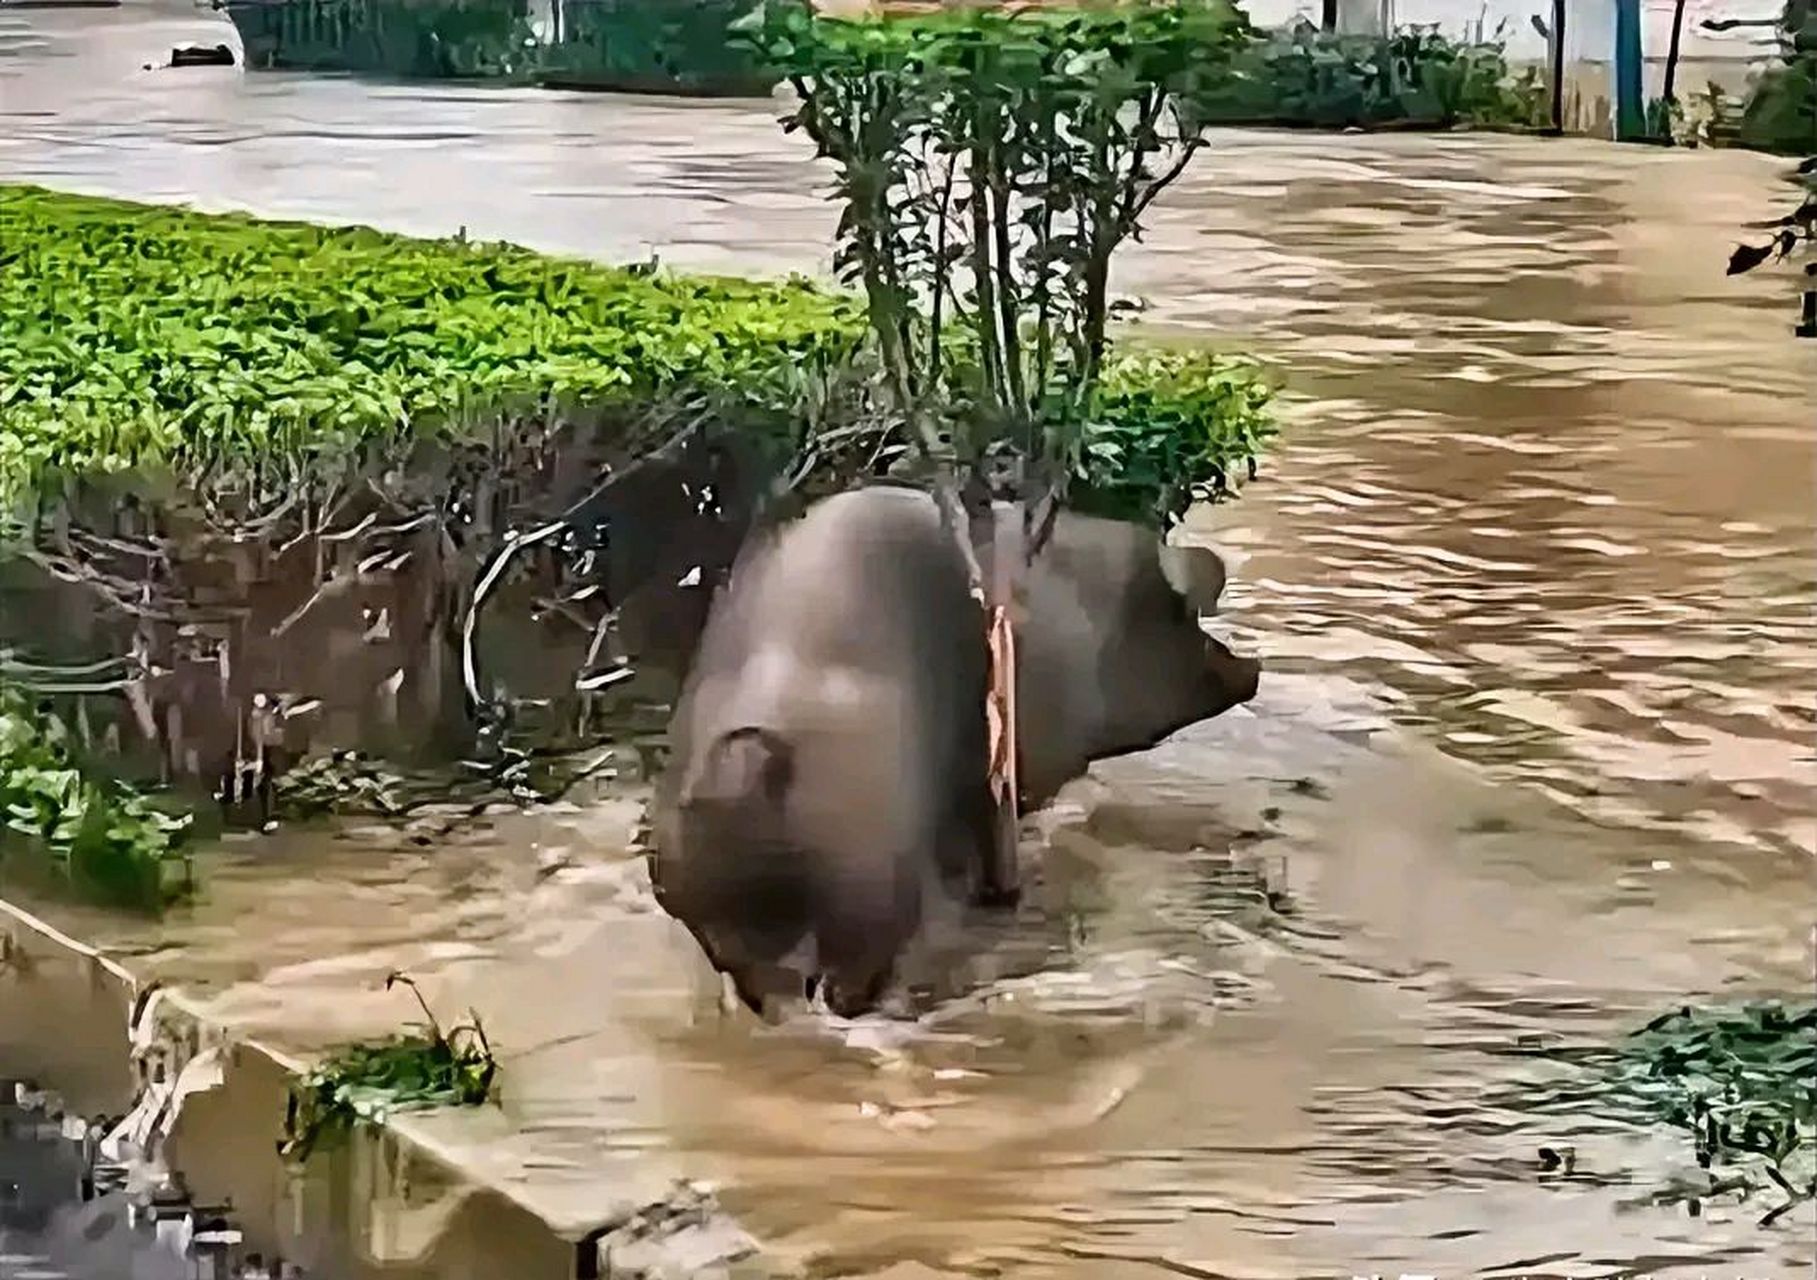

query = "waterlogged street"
[2,3,1815,1279]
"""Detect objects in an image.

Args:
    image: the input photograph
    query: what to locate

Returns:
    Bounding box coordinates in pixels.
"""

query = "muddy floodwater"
[3,4,1816,1279]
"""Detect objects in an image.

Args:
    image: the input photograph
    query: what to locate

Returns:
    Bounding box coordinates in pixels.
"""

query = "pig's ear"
[684,726,794,808]
[1157,543,1229,616]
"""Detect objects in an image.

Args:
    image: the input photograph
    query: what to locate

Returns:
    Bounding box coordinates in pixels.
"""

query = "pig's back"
[673,485,985,820]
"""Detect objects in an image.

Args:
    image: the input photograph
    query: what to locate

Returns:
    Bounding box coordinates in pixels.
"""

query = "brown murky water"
[3,4,1815,1278]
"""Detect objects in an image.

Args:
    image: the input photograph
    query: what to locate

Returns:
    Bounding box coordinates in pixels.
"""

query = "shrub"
[1738,2,1817,157]
[0,182,1275,525]
[0,686,193,910]
[1073,349,1276,527]
[0,183,861,509]
[1200,20,1550,132]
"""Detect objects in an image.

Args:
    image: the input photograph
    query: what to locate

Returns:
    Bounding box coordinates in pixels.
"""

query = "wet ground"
[2,3,1815,1279]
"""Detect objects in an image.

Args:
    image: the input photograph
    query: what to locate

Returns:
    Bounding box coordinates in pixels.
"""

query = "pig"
[650,485,996,1017]
[1007,506,1261,806]
[650,485,1260,1018]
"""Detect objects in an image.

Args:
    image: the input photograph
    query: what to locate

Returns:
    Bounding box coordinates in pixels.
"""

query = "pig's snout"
[1204,637,1261,710]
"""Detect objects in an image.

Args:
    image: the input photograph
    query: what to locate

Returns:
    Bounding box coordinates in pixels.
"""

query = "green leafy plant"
[1202,19,1549,132]
[1072,348,1277,527]
[0,183,1271,519]
[280,972,497,1163]
[1738,1,1817,157]
[1519,1000,1816,1225]
[0,183,861,509]
[0,687,193,910]
[270,751,411,821]
[737,0,1265,524]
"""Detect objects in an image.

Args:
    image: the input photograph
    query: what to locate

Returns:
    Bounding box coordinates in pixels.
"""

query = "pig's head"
[1156,541,1260,715]
[655,726,814,1015]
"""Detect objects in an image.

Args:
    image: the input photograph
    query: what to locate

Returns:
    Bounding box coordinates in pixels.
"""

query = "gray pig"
[650,486,1259,1017]
[650,486,995,1018]
[1008,504,1260,805]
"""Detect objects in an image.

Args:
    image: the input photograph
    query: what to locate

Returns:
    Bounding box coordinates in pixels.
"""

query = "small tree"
[737,0,1257,529]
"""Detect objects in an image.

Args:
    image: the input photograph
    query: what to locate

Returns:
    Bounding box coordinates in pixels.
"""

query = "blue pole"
[1614,0,1645,140]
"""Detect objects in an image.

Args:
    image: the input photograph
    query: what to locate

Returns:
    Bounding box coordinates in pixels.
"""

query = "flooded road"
[3,3,1815,1279]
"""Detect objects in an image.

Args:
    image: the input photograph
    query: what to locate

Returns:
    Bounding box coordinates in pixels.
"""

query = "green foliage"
[1204,21,1550,132]
[0,184,860,507]
[1738,1,1817,156]
[541,0,783,92]
[280,973,497,1163]
[0,183,1271,519]
[738,0,1262,523]
[1522,1000,1816,1223]
[225,0,783,90]
[1743,63,1817,157]
[271,751,411,821]
[228,0,539,79]
[0,687,193,911]
[1072,349,1276,527]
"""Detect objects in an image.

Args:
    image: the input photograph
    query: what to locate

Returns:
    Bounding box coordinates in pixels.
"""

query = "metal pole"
[1549,0,1566,134]
[1662,0,1688,108]
[1614,0,1646,141]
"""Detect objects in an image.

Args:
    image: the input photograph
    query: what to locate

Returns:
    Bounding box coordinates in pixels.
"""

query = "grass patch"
[0,687,194,911]
[280,973,498,1163]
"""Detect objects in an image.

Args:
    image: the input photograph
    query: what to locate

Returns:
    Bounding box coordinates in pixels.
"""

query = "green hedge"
[229,0,541,79]
[538,0,778,93]
[0,184,1274,512]
[225,0,781,92]
[0,184,861,503]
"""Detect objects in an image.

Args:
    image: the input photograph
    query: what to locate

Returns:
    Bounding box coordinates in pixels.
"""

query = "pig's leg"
[814,849,921,1017]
